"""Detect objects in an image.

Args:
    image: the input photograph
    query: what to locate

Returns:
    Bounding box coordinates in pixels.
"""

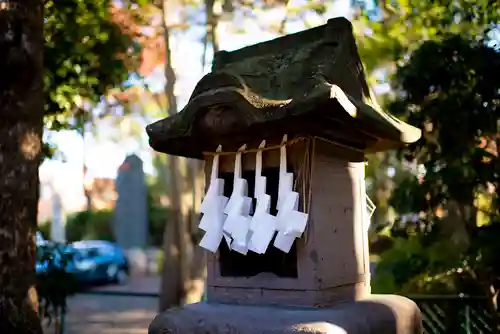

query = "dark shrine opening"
[218,166,298,278]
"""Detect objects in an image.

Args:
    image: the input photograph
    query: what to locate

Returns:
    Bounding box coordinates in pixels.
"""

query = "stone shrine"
[146,17,423,334]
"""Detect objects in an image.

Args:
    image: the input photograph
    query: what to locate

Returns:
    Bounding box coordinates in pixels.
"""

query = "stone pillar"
[113,154,148,250]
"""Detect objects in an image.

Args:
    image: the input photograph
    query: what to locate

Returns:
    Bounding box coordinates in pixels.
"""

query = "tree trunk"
[159,0,189,311]
[0,1,44,333]
[159,0,209,310]
[185,0,226,302]
[201,0,219,70]
[184,159,205,304]
[159,189,182,310]
[79,111,92,212]
[83,165,93,212]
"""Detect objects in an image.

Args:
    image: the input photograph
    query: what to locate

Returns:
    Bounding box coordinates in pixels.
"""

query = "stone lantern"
[147,17,423,334]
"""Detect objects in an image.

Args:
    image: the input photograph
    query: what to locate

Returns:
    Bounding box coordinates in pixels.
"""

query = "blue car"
[70,240,130,285]
[36,240,75,275]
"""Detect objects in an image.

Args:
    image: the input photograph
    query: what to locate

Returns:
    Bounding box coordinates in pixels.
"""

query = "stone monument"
[113,154,148,250]
[146,18,423,334]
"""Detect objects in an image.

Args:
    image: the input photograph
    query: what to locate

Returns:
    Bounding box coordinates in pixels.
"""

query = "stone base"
[148,295,422,334]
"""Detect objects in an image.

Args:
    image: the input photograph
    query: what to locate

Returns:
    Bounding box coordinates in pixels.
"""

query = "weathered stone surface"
[148,295,422,334]
[146,17,423,334]
[146,17,421,159]
[205,141,372,307]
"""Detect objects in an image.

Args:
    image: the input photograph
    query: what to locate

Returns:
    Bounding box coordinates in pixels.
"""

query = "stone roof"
[146,17,421,159]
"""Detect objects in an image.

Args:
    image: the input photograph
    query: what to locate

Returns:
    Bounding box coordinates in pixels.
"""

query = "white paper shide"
[198,136,310,255]
[198,145,227,253]
[221,145,252,254]
[273,135,309,253]
[248,140,277,254]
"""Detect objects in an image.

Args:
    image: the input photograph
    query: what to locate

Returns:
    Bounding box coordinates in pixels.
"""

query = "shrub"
[38,204,169,246]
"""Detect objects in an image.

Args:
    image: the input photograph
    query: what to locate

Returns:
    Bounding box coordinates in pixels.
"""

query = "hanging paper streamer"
[254,140,267,199]
[248,141,277,254]
[277,135,294,211]
[199,195,228,232]
[273,136,309,253]
[230,214,251,255]
[224,196,252,245]
[224,144,248,215]
[200,145,224,215]
[199,218,226,253]
[223,145,253,254]
[198,145,228,253]
[197,137,309,255]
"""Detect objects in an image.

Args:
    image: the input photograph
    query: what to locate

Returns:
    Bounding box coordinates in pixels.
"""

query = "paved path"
[91,276,160,294]
[43,276,161,334]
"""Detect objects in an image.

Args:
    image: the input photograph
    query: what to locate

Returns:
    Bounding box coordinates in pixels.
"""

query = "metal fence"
[53,293,494,334]
[411,295,493,334]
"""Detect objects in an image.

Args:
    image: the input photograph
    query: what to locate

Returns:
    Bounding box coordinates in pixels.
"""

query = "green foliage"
[390,34,499,219]
[145,158,173,246]
[352,0,500,298]
[376,33,500,296]
[354,0,500,76]
[372,235,462,295]
[155,248,165,276]
[37,222,51,241]
[67,210,116,242]
[43,0,138,131]
[148,198,171,247]
[38,210,114,242]
[39,203,169,247]
[372,236,425,294]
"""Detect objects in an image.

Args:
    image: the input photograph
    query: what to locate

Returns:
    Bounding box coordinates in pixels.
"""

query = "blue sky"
[39,0,352,207]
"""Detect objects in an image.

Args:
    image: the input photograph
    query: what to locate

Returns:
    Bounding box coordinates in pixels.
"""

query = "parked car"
[70,240,130,285]
[36,241,75,275]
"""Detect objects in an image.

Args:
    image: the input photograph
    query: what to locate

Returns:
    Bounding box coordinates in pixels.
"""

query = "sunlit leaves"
[44,0,138,130]
[354,0,500,79]
[391,35,500,203]
[356,0,500,296]
[376,34,500,295]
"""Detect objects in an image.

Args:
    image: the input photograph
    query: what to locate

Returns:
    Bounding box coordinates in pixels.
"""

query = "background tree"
[386,33,499,327]
[353,0,499,79]
[44,0,141,211]
[1,0,139,331]
[158,0,188,309]
[351,0,500,250]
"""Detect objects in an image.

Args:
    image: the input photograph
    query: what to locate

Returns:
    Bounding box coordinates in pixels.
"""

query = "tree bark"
[185,160,206,304]
[159,0,208,310]
[0,1,44,333]
[159,0,188,311]
[201,0,219,70]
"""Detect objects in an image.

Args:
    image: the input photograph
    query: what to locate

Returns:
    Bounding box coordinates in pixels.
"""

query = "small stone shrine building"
[147,17,423,334]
